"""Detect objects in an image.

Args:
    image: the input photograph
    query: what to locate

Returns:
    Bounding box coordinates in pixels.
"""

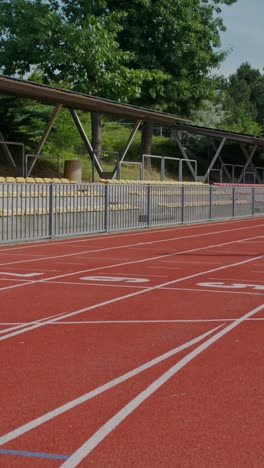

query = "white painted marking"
[49,319,229,324]
[0,222,263,269]
[0,272,43,278]
[45,280,148,290]
[0,233,263,294]
[80,276,149,283]
[45,318,264,324]
[160,286,264,296]
[0,304,94,335]
[0,325,222,447]
[0,323,25,325]
[2,317,264,327]
[198,282,264,291]
[0,278,35,283]
[1,249,264,343]
[208,277,264,283]
[61,303,264,467]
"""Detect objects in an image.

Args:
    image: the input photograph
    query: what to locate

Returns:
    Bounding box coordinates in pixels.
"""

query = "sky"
[217,0,264,76]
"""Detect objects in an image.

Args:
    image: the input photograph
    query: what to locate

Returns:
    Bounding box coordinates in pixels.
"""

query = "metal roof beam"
[0,131,16,168]
[174,134,196,179]
[27,104,62,176]
[112,119,142,179]
[0,76,189,126]
[203,138,226,183]
[70,109,103,177]
[174,123,264,148]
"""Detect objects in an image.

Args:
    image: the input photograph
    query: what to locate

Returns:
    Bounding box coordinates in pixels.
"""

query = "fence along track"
[0,182,263,243]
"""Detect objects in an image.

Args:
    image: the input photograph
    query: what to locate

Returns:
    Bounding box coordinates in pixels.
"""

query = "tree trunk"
[141,120,153,170]
[91,112,102,162]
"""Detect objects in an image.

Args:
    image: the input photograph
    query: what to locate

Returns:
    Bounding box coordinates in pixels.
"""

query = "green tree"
[0,0,237,160]
[219,63,264,135]
[60,0,238,153]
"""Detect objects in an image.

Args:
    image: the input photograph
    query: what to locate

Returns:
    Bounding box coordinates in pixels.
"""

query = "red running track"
[0,217,264,467]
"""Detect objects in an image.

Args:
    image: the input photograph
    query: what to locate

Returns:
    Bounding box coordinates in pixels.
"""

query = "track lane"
[1,218,264,466]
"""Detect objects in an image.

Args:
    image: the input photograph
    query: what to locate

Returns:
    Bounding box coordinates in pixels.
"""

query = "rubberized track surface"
[1,217,264,467]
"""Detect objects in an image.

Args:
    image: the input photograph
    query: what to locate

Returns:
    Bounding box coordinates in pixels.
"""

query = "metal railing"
[25,154,61,178]
[141,154,182,181]
[0,182,264,243]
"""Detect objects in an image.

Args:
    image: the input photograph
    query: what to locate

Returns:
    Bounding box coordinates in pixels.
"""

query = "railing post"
[179,160,183,182]
[161,158,165,181]
[104,183,109,232]
[252,187,255,216]
[147,184,151,227]
[209,185,212,220]
[232,187,235,218]
[181,185,185,223]
[49,183,54,238]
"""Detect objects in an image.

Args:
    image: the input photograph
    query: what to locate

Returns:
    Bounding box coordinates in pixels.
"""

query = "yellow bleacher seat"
[16,177,26,183]
[35,177,44,183]
[5,177,16,183]
[25,177,35,183]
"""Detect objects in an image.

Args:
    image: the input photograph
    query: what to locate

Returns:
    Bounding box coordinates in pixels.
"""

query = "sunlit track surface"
[1,217,264,467]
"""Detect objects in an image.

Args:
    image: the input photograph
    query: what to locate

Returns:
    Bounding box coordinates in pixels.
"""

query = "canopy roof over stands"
[1,75,264,183]
[173,123,264,148]
[0,75,190,125]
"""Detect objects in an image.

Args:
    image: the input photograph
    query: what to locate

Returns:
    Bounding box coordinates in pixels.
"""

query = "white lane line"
[0,233,263,294]
[0,325,222,447]
[0,303,98,335]
[1,249,264,342]
[61,303,264,467]
[0,267,57,272]
[44,281,149,289]
[0,223,263,268]
[0,272,43,278]
[160,286,264,296]
[0,217,262,253]
[0,278,35,283]
[0,323,25,326]
[239,240,264,243]
[208,277,264,283]
[46,318,264,324]
[2,318,264,327]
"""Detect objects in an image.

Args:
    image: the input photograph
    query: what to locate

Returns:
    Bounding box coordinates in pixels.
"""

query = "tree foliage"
[0,0,241,166]
[0,0,237,114]
[219,63,264,135]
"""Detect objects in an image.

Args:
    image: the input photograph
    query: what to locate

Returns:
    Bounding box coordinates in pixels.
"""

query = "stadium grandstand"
[1,75,264,243]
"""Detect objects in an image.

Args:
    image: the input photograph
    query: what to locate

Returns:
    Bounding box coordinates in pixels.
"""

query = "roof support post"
[239,144,258,183]
[174,134,197,179]
[0,131,16,168]
[203,137,226,183]
[211,140,230,180]
[27,104,62,176]
[112,119,142,178]
[70,109,103,178]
